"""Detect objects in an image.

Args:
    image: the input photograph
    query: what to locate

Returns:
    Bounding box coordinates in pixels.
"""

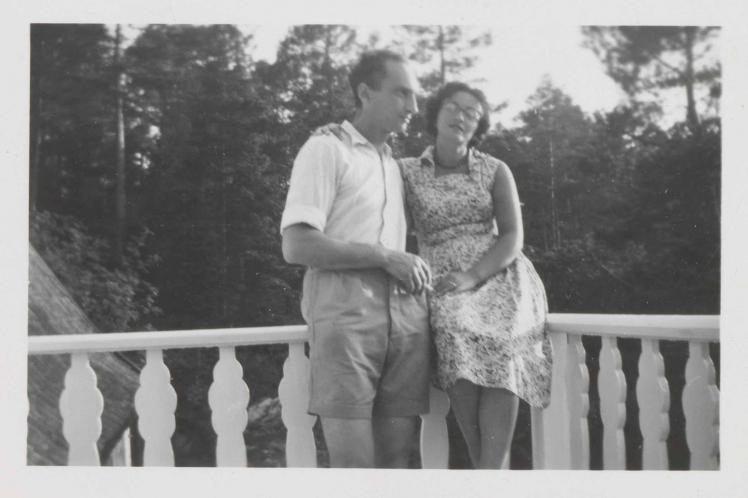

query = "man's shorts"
[301,268,430,419]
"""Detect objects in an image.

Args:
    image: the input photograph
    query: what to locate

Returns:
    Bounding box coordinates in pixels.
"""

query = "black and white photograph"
[4,0,748,497]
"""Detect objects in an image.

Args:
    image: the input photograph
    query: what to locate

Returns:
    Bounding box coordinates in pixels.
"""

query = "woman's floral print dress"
[400,147,552,408]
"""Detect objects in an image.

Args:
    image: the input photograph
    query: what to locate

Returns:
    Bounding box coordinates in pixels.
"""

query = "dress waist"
[420,221,494,246]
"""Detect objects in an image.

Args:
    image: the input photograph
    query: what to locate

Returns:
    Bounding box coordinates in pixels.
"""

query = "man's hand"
[383,250,432,295]
[433,271,480,296]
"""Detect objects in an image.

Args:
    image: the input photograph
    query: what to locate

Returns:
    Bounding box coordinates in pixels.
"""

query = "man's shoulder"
[296,131,350,165]
[301,131,347,151]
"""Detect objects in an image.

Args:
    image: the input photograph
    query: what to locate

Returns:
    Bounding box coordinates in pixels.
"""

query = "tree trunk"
[438,26,445,86]
[114,24,127,266]
[29,31,43,213]
[323,28,334,117]
[549,138,560,249]
[683,27,700,131]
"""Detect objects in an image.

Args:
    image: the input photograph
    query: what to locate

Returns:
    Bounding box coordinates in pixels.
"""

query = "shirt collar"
[420,145,480,179]
[341,120,393,158]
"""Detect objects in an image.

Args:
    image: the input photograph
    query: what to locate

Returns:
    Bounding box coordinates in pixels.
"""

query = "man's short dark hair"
[349,50,406,108]
[424,81,491,148]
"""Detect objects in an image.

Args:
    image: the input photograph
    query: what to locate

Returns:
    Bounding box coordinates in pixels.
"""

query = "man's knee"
[373,416,418,467]
[320,417,375,468]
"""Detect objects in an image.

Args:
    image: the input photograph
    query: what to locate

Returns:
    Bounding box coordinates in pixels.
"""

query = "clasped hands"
[311,124,480,296]
[432,270,481,296]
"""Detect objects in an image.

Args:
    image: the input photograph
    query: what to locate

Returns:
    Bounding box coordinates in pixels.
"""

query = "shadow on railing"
[27,314,719,469]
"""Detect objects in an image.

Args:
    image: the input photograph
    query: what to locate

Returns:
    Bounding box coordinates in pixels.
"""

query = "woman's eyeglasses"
[442,100,483,122]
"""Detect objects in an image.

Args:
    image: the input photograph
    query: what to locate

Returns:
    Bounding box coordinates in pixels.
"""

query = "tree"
[582,26,721,130]
[397,25,492,92]
[260,25,361,145]
[126,24,299,328]
[513,77,594,250]
[29,24,116,225]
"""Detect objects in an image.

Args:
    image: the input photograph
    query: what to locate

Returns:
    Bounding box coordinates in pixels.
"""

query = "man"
[280,50,432,468]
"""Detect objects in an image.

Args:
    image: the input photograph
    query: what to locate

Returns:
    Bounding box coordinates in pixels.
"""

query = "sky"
[245,24,628,126]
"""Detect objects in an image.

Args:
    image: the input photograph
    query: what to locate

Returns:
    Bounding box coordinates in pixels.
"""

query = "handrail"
[27,314,719,356]
[28,324,309,355]
[548,314,719,341]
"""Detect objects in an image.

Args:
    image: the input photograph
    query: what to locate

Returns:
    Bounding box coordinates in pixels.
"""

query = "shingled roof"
[27,245,141,465]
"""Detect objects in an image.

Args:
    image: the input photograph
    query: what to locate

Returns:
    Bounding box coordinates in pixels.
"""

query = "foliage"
[29,24,117,226]
[126,24,300,329]
[30,210,161,332]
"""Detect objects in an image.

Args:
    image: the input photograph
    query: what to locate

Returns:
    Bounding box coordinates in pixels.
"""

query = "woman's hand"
[312,123,345,140]
[433,270,481,295]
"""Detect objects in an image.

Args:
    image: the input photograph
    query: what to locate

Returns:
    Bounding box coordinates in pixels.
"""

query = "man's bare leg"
[320,417,375,468]
[373,415,418,468]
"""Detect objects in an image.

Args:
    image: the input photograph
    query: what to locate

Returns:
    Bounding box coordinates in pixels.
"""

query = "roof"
[27,244,141,465]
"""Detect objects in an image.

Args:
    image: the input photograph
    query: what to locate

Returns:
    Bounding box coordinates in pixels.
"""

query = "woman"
[399,82,552,469]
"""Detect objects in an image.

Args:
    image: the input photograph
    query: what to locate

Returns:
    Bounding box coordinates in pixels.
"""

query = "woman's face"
[436,91,483,145]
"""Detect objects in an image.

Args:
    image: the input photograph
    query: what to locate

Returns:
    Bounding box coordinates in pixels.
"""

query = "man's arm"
[282,224,431,293]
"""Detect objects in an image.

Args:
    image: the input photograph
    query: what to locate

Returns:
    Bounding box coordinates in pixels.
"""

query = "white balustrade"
[208,346,251,466]
[420,386,450,468]
[567,334,590,469]
[598,336,627,469]
[278,341,317,467]
[682,341,719,470]
[59,353,104,465]
[134,349,177,465]
[636,338,670,469]
[28,315,719,469]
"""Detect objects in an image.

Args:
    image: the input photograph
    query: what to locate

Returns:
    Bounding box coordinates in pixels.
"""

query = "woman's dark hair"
[424,82,491,148]
[349,50,406,108]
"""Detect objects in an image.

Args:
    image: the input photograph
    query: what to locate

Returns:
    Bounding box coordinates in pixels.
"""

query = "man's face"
[363,60,420,134]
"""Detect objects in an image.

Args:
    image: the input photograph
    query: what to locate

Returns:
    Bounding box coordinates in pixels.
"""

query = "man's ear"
[357,82,371,106]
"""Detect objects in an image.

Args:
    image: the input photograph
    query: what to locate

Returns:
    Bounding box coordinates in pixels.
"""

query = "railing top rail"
[27,314,719,356]
[548,313,719,341]
[28,324,309,355]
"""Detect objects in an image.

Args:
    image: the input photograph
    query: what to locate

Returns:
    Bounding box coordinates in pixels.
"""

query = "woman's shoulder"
[472,150,513,189]
[476,150,512,173]
[397,156,424,177]
[473,149,505,167]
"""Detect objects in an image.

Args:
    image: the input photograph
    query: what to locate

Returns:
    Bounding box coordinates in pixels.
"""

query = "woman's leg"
[447,379,481,467]
[477,387,519,469]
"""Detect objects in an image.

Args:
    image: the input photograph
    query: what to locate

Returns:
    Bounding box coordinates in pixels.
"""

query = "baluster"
[682,341,719,470]
[420,386,450,469]
[208,347,250,466]
[566,334,590,469]
[534,330,571,469]
[636,338,670,469]
[134,349,177,466]
[278,342,317,467]
[59,353,104,465]
[598,336,627,469]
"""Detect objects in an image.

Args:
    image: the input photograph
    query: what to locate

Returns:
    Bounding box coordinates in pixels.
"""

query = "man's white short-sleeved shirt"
[280,121,407,251]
